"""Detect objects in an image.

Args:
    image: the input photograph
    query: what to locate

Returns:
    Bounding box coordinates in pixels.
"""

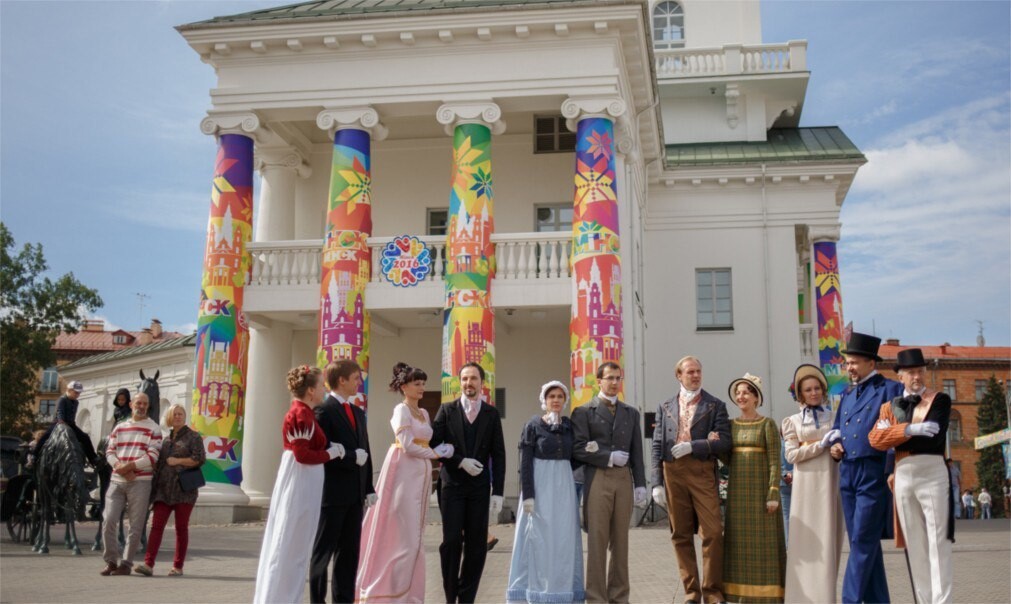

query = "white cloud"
[839,95,1011,344]
[85,311,122,333]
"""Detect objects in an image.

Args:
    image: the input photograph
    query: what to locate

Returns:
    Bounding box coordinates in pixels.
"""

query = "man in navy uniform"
[826,333,903,603]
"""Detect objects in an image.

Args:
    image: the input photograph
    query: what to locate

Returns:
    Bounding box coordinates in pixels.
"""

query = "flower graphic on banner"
[381,236,432,287]
[574,156,616,213]
[451,135,483,193]
[336,155,372,213]
[814,248,840,295]
[470,167,493,199]
[586,129,613,160]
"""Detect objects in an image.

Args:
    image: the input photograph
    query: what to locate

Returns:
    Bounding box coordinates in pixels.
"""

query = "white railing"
[249,232,572,289]
[800,323,816,359]
[655,40,807,78]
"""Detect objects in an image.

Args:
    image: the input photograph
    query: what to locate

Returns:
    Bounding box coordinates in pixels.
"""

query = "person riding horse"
[32,381,99,468]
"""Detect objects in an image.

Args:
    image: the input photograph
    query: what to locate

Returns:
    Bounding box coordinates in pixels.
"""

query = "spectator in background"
[978,488,992,519]
[1003,480,1010,517]
[111,388,132,425]
[962,490,975,520]
[947,459,962,519]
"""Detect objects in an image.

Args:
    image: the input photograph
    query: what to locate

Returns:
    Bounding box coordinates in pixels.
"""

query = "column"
[315,107,388,408]
[240,318,292,506]
[809,225,847,401]
[191,113,260,504]
[562,97,627,408]
[436,102,505,404]
[254,148,310,242]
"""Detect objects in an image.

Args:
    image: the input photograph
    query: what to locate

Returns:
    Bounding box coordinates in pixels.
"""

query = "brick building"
[34,318,184,429]
[879,340,1011,491]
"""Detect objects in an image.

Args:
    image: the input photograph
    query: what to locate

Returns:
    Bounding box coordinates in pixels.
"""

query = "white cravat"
[904,386,926,397]
[598,392,618,406]
[461,395,480,422]
[678,384,700,402]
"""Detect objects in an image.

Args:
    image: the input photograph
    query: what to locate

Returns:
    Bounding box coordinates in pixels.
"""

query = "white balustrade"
[799,323,816,359]
[248,232,573,291]
[655,41,806,79]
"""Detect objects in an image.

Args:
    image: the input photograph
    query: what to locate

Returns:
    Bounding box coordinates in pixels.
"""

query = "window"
[426,208,448,237]
[534,115,576,154]
[653,1,685,50]
[535,204,574,233]
[113,334,127,344]
[948,409,962,443]
[696,268,733,330]
[975,379,987,402]
[40,368,59,392]
[39,399,57,421]
[943,379,957,399]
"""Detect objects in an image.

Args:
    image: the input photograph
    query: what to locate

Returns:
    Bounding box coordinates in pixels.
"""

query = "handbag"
[178,467,206,492]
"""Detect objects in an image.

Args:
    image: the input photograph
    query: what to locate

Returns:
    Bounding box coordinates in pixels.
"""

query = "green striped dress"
[724,417,786,603]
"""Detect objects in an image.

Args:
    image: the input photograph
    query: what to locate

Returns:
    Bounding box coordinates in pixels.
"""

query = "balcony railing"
[655,41,807,79]
[800,323,816,361]
[248,232,572,289]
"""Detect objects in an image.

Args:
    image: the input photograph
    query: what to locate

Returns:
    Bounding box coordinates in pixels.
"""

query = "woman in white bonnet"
[505,380,585,603]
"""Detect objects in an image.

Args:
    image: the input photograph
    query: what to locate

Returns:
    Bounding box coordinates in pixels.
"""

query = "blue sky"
[2,1,1009,346]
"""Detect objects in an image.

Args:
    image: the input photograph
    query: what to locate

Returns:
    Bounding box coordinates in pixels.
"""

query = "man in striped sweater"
[100,393,163,576]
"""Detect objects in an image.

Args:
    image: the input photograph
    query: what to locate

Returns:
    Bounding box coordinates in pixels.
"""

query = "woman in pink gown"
[357,363,454,603]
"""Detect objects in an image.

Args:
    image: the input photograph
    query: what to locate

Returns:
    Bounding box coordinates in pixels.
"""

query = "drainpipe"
[761,164,774,414]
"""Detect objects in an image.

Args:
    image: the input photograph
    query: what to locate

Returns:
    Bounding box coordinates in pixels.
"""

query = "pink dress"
[357,404,438,603]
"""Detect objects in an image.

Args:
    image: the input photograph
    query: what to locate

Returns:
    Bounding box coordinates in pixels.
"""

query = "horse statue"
[139,369,160,425]
[33,424,89,555]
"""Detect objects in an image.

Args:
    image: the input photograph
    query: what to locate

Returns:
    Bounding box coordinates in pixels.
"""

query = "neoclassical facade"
[137,0,864,511]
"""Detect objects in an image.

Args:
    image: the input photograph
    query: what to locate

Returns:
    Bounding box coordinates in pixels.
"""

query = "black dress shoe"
[486,537,499,552]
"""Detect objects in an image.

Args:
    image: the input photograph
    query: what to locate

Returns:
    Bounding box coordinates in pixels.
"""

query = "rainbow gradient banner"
[191,133,253,486]
[570,117,623,407]
[814,241,846,399]
[442,123,496,403]
[318,128,372,407]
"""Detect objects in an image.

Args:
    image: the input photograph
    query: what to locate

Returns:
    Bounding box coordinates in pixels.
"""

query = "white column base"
[197,482,251,505]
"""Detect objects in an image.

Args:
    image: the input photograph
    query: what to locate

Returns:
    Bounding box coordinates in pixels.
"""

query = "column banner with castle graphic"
[814,241,847,399]
[191,133,253,486]
[317,128,372,406]
[570,117,623,407]
[442,123,496,403]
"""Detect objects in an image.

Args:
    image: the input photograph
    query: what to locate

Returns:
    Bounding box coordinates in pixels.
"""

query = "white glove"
[906,421,941,438]
[819,429,841,448]
[634,486,648,507]
[490,495,504,515]
[433,443,454,458]
[876,419,892,430]
[609,450,629,467]
[364,493,378,508]
[354,448,368,466]
[652,486,666,506]
[671,442,692,459]
[522,498,535,514]
[327,442,345,460]
[459,458,484,476]
[585,441,599,453]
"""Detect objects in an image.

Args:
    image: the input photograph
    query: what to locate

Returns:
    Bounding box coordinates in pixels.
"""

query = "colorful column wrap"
[813,241,847,399]
[317,128,372,407]
[442,123,496,403]
[570,117,623,408]
[191,133,253,486]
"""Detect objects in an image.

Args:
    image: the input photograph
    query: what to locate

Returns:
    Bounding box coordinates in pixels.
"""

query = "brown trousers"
[585,466,634,603]
[663,457,725,603]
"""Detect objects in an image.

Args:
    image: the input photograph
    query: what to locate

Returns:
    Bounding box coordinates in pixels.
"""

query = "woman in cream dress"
[781,364,844,604]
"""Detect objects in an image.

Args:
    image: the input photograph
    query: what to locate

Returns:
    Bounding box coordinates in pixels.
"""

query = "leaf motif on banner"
[586,129,613,161]
[336,156,372,213]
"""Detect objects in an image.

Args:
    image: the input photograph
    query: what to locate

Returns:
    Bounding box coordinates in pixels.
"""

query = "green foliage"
[0,223,102,437]
[974,375,1009,517]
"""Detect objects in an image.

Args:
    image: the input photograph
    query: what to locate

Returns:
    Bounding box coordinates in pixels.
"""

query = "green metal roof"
[182,0,614,29]
[61,334,197,370]
[665,127,864,167]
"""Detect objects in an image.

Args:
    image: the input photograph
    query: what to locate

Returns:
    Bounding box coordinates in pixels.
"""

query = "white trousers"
[895,455,952,604]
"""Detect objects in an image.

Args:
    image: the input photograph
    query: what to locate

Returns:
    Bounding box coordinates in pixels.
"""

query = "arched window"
[948,409,962,443]
[653,1,685,49]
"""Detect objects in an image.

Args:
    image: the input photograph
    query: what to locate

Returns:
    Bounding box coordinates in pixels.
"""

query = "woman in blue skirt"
[506,380,585,603]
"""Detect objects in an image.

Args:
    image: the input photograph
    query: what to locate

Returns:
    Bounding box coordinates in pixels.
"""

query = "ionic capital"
[808,224,842,244]
[316,106,388,141]
[200,112,264,142]
[254,147,312,178]
[436,101,506,136]
[561,96,627,132]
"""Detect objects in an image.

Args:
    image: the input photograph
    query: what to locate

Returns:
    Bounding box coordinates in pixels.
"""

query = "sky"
[1,0,1009,346]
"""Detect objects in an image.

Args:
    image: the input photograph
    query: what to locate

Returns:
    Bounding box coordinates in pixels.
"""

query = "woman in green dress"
[723,373,786,603]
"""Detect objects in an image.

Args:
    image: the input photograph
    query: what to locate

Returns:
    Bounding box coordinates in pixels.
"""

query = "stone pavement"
[1,518,1008,603]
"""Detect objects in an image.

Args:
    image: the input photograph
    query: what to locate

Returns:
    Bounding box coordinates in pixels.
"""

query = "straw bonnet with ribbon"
[728,373,764,407]
[790,364,828,402]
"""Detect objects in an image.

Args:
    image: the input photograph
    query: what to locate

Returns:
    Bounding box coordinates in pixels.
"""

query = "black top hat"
[841,332,883,362]
[895,348,927,370]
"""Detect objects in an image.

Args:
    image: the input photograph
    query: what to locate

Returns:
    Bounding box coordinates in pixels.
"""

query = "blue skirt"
[506,458,585,603]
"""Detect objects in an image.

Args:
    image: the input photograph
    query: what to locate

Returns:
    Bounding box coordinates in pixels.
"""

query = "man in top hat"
[825,333,903,603]
[869,348,953,604]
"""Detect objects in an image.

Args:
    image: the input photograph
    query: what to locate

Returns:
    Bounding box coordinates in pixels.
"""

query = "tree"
[974,376,1009,518]
[0,223,102,437]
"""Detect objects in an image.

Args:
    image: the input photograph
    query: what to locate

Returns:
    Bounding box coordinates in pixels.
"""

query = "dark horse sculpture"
[33,424,89,555]
[139,369,160,426]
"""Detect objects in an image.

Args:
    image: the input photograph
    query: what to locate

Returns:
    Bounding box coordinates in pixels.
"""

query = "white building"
[71,0,864,517]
